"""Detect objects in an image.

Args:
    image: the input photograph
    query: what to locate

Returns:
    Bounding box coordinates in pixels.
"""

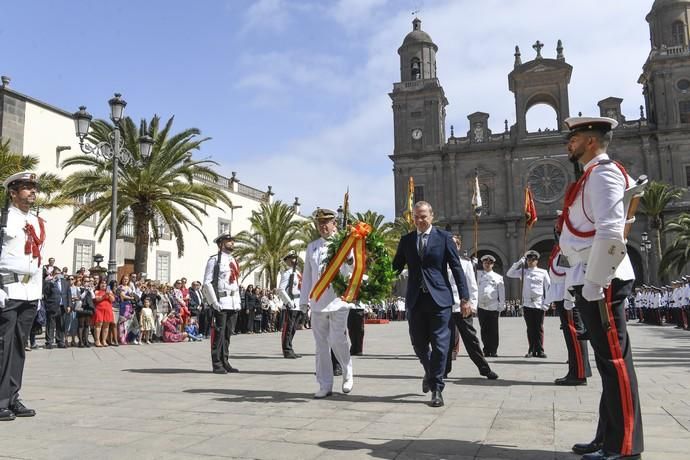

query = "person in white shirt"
[506,250,551,358]
[445,235,497,380]
[560,116,643,459]
[476,254,505,357]
[202,233,242,374]
[299,208,354,399]
[0,172,44,421]
[277,251,303,359]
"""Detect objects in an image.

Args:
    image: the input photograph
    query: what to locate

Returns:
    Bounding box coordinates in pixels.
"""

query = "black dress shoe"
[283,352,299,359]
[430,390,444,407]
[554,376,587,386]
[213,368,228,374]
[581,450,641,460]
[524,352,531,358]
[224,364,240,373]
[9,401,35,417]
[535,351,547,358]
[572,441,603,455]
[333,366,343,376]
[0,408,16,421]
[422,376,430,394]
[57,344,67,349]
[480,369,499,380]
[45,344,54,350]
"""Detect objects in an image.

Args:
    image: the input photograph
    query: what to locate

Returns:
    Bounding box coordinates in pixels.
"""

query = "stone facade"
[390,1,690,296]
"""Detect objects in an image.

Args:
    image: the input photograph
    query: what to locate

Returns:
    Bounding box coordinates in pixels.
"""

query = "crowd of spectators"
[28,258,314,351]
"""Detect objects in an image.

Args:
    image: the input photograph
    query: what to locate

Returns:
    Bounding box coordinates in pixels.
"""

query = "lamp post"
[641,232,651,284]
[73,94,154,282]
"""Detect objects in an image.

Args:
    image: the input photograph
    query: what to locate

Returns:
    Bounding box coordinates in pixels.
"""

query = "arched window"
[410,58,421,80]
[525,103,558,133]
[672,21,687,46]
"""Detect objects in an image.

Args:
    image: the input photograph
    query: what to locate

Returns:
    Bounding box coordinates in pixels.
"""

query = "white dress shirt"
[0,206,45,301]
[477,270,505,312]
[558,153,635,290]
[299,238,352,313]
[202,251,241,310]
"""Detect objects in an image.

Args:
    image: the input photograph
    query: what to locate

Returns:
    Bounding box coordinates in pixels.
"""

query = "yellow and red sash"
[310,222,372,303]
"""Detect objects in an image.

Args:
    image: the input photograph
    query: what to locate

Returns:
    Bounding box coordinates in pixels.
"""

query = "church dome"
[400,18,437,50]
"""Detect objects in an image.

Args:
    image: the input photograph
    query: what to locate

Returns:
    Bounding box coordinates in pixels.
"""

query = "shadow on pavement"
[124,368,210,374]
[490,359,564,365]
[184,388,423,404]
[318,438,576,459]
[448,377,557,387]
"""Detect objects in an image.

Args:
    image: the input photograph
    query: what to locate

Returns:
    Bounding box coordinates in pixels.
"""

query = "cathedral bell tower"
[639,0,690,128]
[390,18,448,155]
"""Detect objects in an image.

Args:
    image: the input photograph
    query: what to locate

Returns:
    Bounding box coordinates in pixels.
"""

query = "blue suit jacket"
[392,227,469,310]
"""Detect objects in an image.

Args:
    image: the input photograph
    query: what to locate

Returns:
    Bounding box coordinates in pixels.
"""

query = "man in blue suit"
[392,201,469,407]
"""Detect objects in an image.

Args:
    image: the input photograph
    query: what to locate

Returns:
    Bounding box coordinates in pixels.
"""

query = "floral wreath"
[309,222,397,304]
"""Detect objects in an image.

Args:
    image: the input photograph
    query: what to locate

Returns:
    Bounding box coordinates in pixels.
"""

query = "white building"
[0,76,301,285]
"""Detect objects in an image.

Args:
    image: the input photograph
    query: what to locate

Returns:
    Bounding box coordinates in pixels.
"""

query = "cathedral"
[390,0,690,295]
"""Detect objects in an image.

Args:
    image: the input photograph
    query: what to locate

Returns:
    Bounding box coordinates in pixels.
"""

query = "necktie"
[417,233,426,257]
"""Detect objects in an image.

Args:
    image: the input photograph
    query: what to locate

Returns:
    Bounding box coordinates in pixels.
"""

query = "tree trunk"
[133,207,152,276]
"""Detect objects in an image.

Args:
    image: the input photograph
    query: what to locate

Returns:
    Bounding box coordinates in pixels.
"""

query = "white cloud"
[240,0,290,34]
[227,0,655,221]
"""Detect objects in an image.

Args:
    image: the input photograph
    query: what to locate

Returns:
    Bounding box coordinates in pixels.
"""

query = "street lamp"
[73,94,154,282]
[641,232,651,284]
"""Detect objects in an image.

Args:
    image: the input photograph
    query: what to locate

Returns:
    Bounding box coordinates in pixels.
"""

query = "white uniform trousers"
[311,309,352,391]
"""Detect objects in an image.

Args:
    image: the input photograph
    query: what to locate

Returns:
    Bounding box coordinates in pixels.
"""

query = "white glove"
[0,289,7,309]
[212,301,222,312]
[582,281,604,302]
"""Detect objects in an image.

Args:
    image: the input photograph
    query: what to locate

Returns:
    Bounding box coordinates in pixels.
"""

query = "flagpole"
[473,215,479,259]
[519,220,530,314]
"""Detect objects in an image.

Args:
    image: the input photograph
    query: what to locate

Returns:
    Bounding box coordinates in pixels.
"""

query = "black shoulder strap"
[211,251,222,299]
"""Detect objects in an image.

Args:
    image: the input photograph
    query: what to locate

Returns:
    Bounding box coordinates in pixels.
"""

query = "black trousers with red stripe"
[573,279,643,456]
[555,301,592,379]
[281,308,302,354]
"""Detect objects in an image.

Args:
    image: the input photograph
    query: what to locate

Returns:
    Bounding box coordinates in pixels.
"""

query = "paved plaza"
[2,317,690,459]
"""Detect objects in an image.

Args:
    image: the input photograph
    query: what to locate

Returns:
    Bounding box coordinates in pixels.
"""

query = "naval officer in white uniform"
[0,171,44,421]
[300,208,354,399]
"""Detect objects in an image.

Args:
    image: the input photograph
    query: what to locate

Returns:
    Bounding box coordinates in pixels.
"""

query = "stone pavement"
[2,317,690,459]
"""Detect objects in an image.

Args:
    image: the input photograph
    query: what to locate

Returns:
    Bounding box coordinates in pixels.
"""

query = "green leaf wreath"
[323,225,397,304]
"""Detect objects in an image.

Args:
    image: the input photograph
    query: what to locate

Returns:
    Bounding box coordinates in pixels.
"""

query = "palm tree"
[59,116,233,274]
[659,213,690,276]
[639,181,683,277]
[232,201,304,289]
[0,138,38,204]
[0,138,69,212]
[353,210,400,256]
[295,219,320,251]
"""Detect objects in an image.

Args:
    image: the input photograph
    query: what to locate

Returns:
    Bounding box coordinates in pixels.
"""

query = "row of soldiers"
[633,278,690,329]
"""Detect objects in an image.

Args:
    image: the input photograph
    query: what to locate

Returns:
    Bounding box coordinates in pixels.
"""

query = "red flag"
[524,186,538,229]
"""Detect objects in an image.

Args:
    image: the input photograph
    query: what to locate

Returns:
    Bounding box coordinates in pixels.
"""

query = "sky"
[1,0,653,220]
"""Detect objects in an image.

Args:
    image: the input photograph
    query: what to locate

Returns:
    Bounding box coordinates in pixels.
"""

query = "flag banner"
[471,172,482,217]
[343,187,350,226]
[403,176,415,225]
[524,186,538,228]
